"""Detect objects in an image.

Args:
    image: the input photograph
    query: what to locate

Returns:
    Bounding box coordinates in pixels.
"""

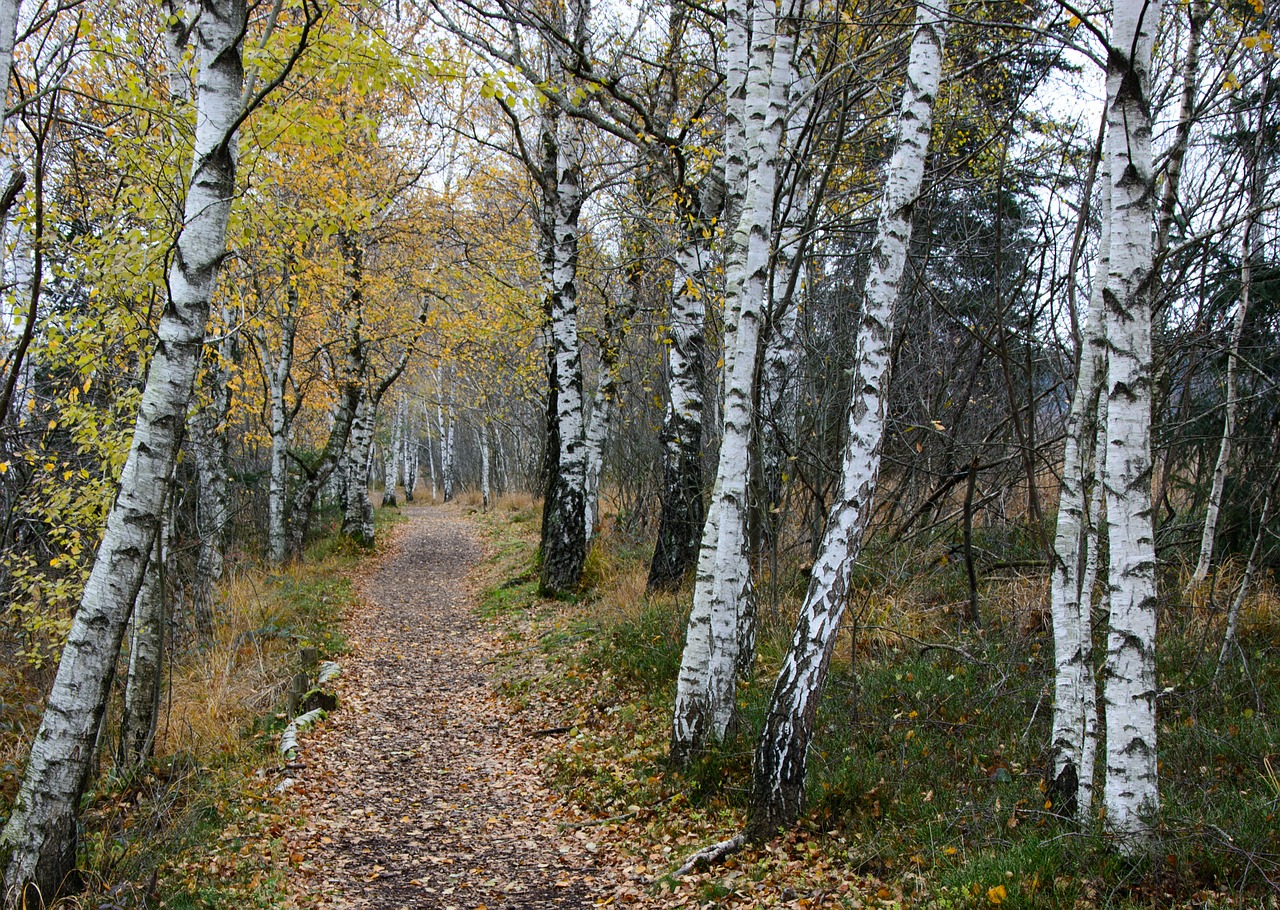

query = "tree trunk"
[0,0,244,898]
[648,172,721,593]
[401,397,417,502]
[263,283,297,565]
[538,96,588,595]
[1049,154,1109,823]
[425,416,438,502]
[189,309,234,637]
[671,0,799,764]
[1101,0,1161,848]
[343,392,377,546]
[118,509,170,773]
[382,398,400,507]
[745,0,947,838]
[1190,65,1268,589]
[479,418,492,512]
[436,364,455,502]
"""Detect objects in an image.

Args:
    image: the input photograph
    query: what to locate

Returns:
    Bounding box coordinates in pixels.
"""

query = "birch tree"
[1048,158,1108,822]
[745,0,948,836]
[671,0,803,763]
[536,0,591,594]
[1,0,256,896]
[1190,64,1270,589]
[1100,0,1161,846]
[647,171,721,592]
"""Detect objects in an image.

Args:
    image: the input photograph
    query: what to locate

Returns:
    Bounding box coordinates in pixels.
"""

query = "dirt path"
[286,506,606,909]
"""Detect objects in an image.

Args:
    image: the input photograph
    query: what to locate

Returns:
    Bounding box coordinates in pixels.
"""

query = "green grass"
[473,505,1280,908]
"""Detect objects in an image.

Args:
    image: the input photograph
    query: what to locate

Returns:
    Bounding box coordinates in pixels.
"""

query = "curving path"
[286,505,604,909]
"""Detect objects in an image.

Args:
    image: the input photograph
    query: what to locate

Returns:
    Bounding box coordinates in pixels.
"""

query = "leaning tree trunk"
[0,0,244,899]
[1101,0,1161,849]
[745,0,947,838]
[1049,156,1109,823]
[671,0,798,764]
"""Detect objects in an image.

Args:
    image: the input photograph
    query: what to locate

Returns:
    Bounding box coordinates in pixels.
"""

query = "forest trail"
[285,505,606,909]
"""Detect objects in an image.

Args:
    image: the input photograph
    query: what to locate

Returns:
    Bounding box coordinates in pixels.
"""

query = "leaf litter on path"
[284,507,607,909]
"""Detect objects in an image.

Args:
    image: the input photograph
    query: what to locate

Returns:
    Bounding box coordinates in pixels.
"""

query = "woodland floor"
[283,505,611,909]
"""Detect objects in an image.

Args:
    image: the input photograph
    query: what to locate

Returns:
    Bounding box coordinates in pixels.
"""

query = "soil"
[285,505,608,909]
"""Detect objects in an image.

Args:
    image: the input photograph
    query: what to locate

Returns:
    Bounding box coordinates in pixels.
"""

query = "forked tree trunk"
[1049,158,1109,822]
[671,0,800,764]
[1101,0,1161,848]
[0,0,245,898]
[745,0,947,837]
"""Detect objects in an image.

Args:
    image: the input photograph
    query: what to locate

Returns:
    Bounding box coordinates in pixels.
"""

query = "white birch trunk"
[401,398,417,502]
[0,0,244,897]
[1191,68,1267,589]
[672,0,800,762]
[382,398,400,507]
[538,106,588,594]
[479,418,492,512]
[263,287,296,565]
[647,185,713,591]
[1049,158,1109,822]
[436,365,454,502]
[745,0,947,835]
[1101,0,1161,846]
[583,378,610,542]
[426,415,438,502]
[0,0,23,236]
[761,48,814,537]
[343,392,376,545]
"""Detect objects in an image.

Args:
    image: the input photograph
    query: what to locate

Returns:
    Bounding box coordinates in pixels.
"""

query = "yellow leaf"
[1068,14,1080,27]
[988,884,1007,905]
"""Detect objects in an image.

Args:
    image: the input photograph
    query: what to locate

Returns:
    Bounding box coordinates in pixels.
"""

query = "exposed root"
[671,833,745,878]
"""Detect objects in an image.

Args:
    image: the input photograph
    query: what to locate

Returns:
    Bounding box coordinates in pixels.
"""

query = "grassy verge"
[0,506,404,909]
[472,501,1279,909]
